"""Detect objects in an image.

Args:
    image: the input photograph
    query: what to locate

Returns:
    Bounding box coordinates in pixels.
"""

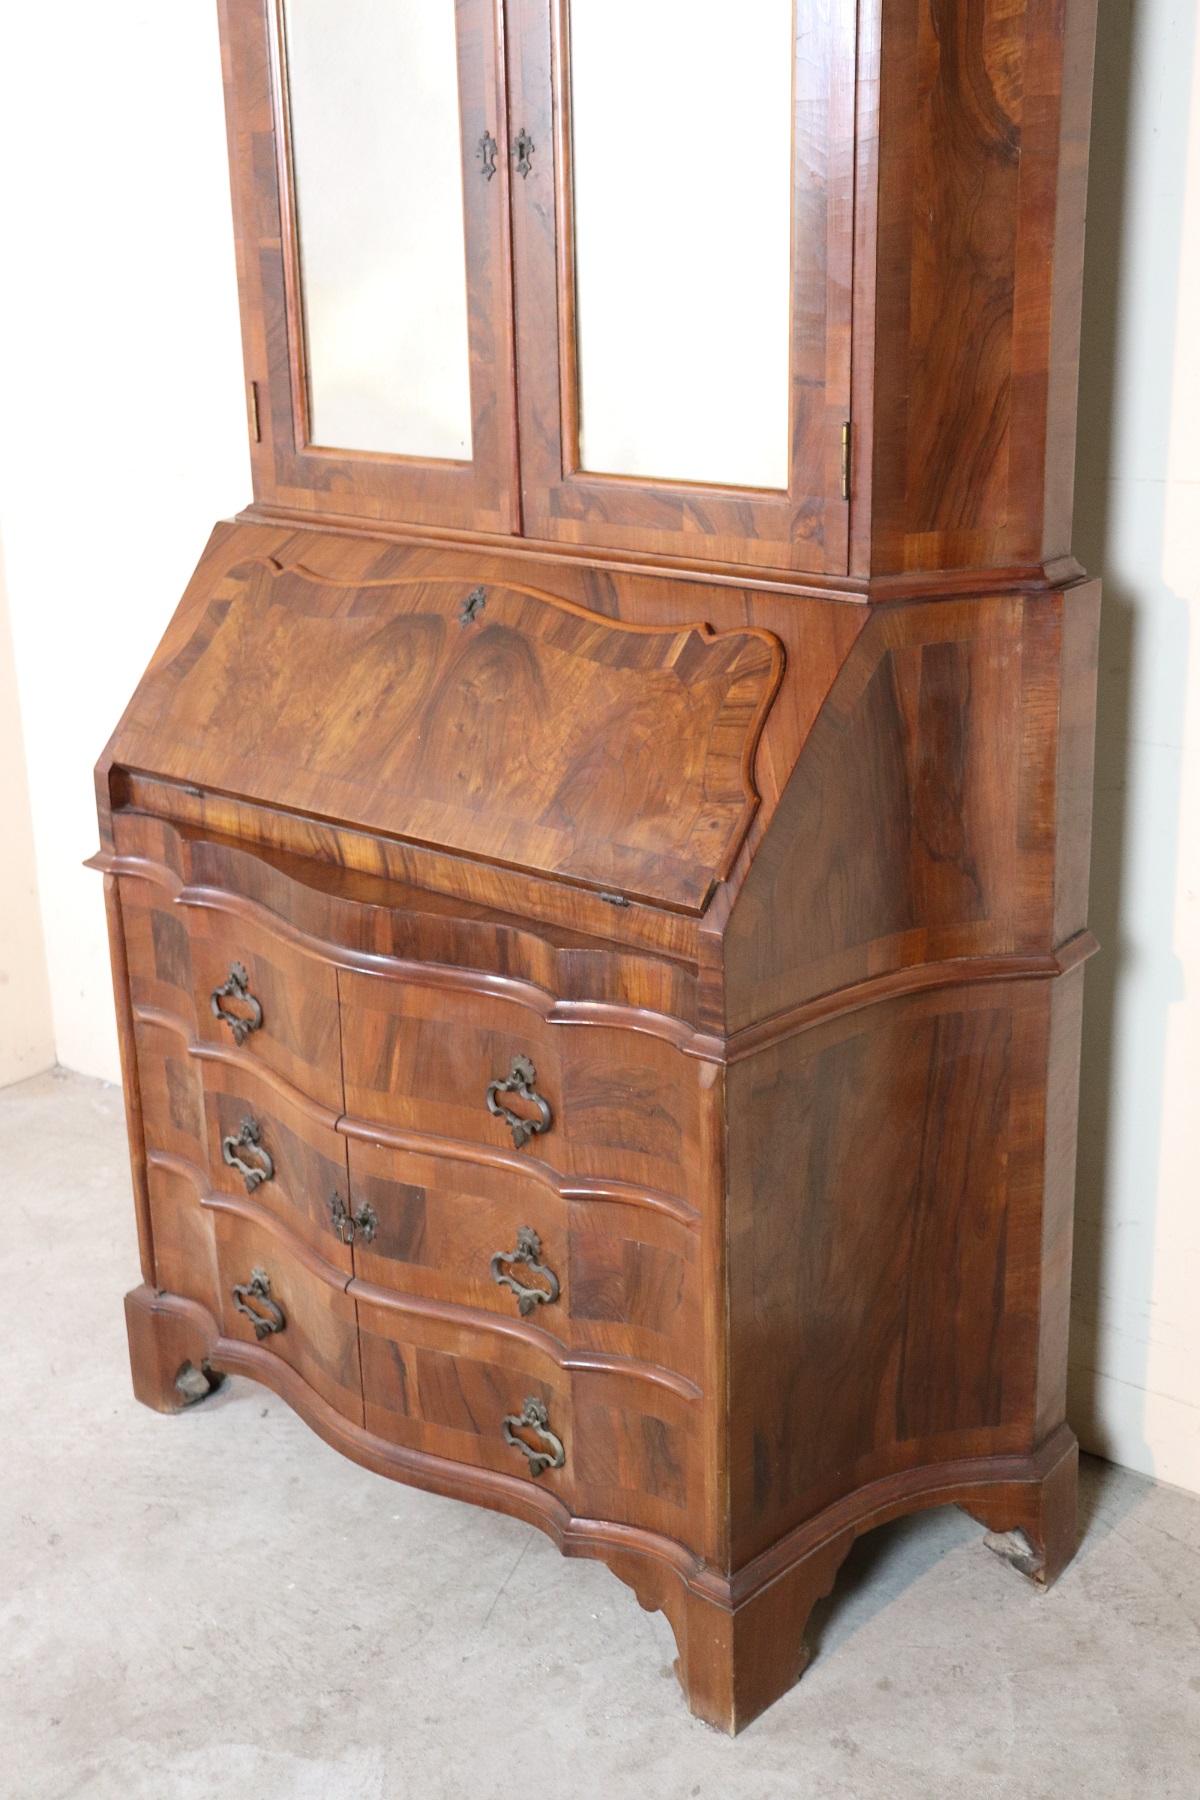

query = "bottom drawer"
[145,1166,364,1425]
[211,1205,364,1426]
[354,1292,704,1545]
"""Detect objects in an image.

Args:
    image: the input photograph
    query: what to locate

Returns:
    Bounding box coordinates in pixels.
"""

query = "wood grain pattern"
[865,0,1099,577]
[106,546,782,912]
[354,1289,705,1548]
[347,1134,701,1381]
[724,586,1101,1032]
[725,980,1066,1566]
[213,1202,364,1421]
[339,964,707,1205]
[202,1060,352,1269]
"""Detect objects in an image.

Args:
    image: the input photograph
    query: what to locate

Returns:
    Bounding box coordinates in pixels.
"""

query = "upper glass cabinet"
[219,0,855,572]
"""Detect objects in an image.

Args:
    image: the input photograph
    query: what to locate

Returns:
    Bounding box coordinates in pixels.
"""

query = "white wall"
[0,2,249,1083]
[1068,0,1200,1495]
[0,554,54,1087]
[1,4,1198,1491]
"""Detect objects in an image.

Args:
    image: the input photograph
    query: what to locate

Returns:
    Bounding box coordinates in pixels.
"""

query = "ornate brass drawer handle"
[210,962,262,1046]
[502,1396,565,1479]
[329,1194,379,1246]
[231,1268,285,1340]
[486,1055,552,1151]
[490,1227,560,1315]
[221,1116,275,1193]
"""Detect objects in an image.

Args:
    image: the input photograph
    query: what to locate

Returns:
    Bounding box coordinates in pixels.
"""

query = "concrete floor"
[2,1070,1198,1799]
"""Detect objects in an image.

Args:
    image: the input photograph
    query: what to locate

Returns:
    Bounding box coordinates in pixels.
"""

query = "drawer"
[120,873,342,1110]
[346,1136,702,1382]
[354,1292,703,1543]
[201,1062,353,1272]
[340,968,709,1204]
[213,1206,363,1424]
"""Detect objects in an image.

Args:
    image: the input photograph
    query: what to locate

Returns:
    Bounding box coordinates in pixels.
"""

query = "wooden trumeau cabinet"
[95,0,1101,1734]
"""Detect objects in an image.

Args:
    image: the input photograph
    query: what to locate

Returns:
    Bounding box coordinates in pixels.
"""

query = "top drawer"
[120,874,342,1112]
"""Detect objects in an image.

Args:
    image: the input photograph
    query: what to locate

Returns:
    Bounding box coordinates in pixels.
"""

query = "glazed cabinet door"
[220,0,518,534]
[507,0,856,574]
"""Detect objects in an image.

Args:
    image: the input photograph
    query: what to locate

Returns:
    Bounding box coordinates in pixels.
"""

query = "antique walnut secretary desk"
[93,0,1101,1733]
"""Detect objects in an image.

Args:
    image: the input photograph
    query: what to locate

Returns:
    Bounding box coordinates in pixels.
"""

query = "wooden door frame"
[218,0,520,536]
[506,0,857,576]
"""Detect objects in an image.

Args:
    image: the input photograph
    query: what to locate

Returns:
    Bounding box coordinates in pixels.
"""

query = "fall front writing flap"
[108,531,783,913]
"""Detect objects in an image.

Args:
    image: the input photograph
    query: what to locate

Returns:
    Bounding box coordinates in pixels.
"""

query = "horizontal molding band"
[242,504,1088,607]
[135,1002,700,1229]
[725,931,1100,1062]
[146,1157,701,1402]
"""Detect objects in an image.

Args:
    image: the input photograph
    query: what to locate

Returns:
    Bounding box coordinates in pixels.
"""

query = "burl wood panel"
[725,976,1082,1568]
[338,966,709,1206]
[106,544,782,912]
[346,1135,701,1381]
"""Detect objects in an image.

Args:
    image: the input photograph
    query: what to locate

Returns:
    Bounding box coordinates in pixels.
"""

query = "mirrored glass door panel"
[507,0,855,573]
[221,0,517,534]
[571,0,793,491]
[283,0,473,461]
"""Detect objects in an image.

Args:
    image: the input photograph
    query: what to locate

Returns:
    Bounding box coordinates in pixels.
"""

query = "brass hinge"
[248,380,262,444]
[841,421,851,502]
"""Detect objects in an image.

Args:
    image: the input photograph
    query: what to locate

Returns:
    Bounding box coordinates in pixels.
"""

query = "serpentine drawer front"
[344,1136,702,1383]
[353,1289,701,1544]
[338,967,705,1204]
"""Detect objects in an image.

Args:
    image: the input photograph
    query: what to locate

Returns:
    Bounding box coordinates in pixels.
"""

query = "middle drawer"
[345,1134,702,1383]
[339,967,709,1207]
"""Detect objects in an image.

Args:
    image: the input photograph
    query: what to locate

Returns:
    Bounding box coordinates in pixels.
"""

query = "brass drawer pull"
[329,1194,379,1246]
[490,1227,560,1315]
[486,1055,552,1151]
[221,1117,275,1193]
[502,1396,565,1478]
[210,962,262,1045]
[231,1267,285,1340]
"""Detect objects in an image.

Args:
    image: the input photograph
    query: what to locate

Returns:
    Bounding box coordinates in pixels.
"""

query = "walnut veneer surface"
[96,0,1101,1736]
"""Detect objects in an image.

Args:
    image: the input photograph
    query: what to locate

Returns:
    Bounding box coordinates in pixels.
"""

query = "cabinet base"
[125,1283,1079,1734]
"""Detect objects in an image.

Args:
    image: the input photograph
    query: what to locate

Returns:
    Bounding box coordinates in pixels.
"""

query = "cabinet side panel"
[868,0,1098,576]
[725,980,1057,1568]
[725,596,1063,1033]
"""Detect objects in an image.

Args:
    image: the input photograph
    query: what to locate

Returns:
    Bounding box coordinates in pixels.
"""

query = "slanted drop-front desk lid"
[107,526,784,913]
